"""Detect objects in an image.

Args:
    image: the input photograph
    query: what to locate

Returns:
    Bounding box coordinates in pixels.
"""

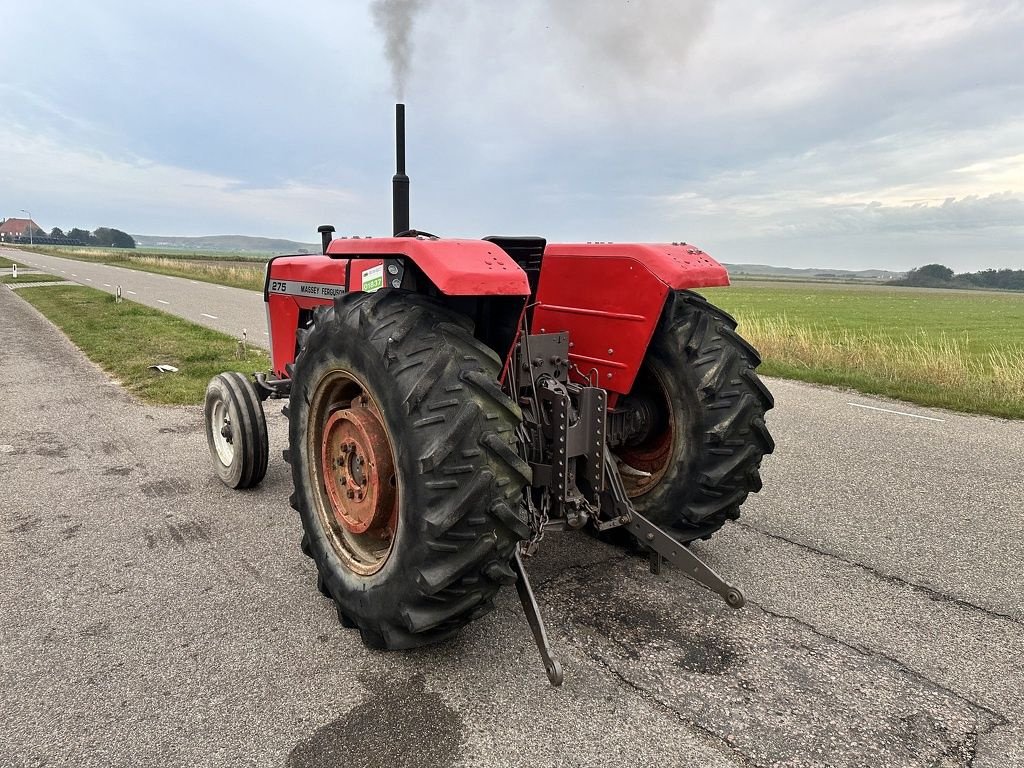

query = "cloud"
[766,193,1024,237]
[0,120,362,238]
[1,0,1022,270]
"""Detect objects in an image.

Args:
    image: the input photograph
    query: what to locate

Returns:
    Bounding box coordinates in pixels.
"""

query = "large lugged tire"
[204,372,269,489]
[614,290,775,540]
[288,290,532,649]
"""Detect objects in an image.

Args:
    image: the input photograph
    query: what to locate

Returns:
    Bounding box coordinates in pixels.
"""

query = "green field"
[18,284,269,405]
[9,244,1023,417]
[702,282,1024,419]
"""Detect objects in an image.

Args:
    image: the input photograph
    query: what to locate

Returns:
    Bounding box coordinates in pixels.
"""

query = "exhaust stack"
[392,103,410,236]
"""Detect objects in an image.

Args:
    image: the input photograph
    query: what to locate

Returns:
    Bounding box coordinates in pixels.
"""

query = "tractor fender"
[327,237,530,296]
[543,242,730,290]
[532,243,730,397]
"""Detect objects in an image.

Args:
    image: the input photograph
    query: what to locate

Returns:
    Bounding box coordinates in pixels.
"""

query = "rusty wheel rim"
[614,364,676,498]
[308,370,399,576]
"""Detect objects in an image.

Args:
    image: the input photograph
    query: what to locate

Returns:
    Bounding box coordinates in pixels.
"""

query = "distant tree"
[93,227,136,249]
[962,268,1024,291]
[66,228,95,245]
[896,263,1024,292]
[897,263,955,287]
[50,227,65,238]
[911,264,954,282]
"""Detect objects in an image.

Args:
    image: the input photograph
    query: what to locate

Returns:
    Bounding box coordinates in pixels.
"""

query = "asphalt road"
[0,246,267,346]
[2,252,1023,767]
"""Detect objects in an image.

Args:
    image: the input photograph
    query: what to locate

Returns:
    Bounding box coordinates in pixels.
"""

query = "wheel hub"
[320,396,396,535]
[210,399,235,465]
[614,365,674,497]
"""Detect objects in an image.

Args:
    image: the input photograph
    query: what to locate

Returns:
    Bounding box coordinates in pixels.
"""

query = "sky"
[1,0,1022,271]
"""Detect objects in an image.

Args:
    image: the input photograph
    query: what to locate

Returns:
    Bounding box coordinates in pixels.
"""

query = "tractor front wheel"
[203,372,269,489]
[287,290,532,649]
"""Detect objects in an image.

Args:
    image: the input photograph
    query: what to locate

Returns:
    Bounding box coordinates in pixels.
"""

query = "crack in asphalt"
[533,548,1012,767]
[948,716,1016,768]
[532,541,1012,721]
[582,649,761,767]
[965,719,1017,768]
[524,551,761,763]
[540,549,1011,724]
[963,729,980,768]
[736,522,1022,627]
[530,552,632,591]
[754,602,1009,726]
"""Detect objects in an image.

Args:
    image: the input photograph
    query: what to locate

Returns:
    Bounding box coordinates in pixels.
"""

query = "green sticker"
[362,264,384,293]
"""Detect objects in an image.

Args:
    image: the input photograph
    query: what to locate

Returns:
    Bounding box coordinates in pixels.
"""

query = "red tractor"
[204,105,774,685]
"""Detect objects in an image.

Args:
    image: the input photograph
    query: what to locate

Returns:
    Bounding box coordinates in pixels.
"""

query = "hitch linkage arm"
[511,551,564,687]
[604,450,746,609]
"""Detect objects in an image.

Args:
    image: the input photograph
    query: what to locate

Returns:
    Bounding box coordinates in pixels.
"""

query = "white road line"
[201,313,218,320]
[71,273,77,277]
[157,299,170,305]
[85,278,93,282]
[127,290,137,295]
[103,283,111,287]
[847,402,945,423]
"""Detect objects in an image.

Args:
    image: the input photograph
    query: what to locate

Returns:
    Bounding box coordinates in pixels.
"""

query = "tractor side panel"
[265,255,348,376]
[532,244,730,395]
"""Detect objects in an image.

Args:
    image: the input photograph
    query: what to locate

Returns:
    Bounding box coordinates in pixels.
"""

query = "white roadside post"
[11,263,16,279]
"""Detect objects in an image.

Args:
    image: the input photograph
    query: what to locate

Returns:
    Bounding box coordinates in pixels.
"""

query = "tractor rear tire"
[613,290,775,541]
[287,290,532,649]
[204,372,269,489]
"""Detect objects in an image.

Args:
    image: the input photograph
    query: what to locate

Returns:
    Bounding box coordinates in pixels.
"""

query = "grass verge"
[703,284,1024,419]
[0,255,15,268]
[2,274,66,284]
[125,255,265,291]
[9,245,266,291]
[18,284,270,405]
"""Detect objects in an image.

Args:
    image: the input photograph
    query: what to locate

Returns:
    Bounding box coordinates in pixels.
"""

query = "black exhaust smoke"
[392,103,410,236]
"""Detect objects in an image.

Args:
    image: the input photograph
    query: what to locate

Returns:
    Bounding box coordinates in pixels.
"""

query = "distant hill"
[129,238,906,280]
[724,263,904,281]
[133,234,319,253]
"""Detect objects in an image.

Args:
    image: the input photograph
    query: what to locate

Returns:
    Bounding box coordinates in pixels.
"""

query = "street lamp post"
[19,209,33,246]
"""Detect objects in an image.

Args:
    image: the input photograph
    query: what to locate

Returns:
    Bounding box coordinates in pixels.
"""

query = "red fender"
[532,243,730,397]
[264,238,531,376]
[327,237,530,296]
